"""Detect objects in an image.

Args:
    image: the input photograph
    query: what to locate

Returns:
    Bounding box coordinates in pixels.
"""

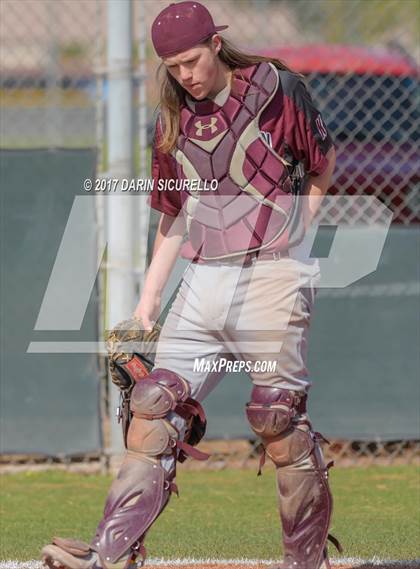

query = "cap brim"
[215,25,229,32]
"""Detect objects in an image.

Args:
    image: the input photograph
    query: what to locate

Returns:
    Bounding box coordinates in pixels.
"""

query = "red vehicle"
[260,44,419,223]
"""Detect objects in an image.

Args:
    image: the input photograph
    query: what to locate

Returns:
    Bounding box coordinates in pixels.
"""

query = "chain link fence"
[1,0,418,468]
[0,0,104,149]
[1,438,419,474]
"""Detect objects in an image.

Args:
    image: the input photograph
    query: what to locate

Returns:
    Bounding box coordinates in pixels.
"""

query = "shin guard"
[246,385,341,569]
[42,369,208,569]
[92,369,208,566]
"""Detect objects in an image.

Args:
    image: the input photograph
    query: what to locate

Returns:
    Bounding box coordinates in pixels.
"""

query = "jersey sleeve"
[149,115,182,217]
[280,72,334,176]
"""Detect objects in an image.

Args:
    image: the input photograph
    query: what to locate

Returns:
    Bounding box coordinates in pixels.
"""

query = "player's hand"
[133,291,161,331]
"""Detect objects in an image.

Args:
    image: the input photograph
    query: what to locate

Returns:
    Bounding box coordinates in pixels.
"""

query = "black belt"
[192,249,290,266]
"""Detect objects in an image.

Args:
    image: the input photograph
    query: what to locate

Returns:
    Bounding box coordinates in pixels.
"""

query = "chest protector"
[174,62,298,260]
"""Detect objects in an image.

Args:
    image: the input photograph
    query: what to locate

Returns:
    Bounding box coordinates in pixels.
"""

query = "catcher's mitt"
[106,318,161,391]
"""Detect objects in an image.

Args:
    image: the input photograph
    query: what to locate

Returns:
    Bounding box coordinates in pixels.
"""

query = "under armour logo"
[315,114,328,140]
[260,131,273,148]
[195,117,218,137]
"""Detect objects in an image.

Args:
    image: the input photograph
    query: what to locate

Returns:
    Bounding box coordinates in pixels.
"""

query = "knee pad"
[93,369,208,567]
[129,368,208,463]
[130,368,191,418]
[246,385,312,467]
[127,368,191,463]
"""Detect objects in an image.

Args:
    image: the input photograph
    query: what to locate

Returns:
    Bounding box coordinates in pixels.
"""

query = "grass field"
[1,466,419,565]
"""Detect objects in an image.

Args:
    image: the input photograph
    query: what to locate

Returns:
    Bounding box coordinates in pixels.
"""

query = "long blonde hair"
[156,37,301,153]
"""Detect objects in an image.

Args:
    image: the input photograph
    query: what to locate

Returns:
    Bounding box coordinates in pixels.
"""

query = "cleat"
[40,544,100,569]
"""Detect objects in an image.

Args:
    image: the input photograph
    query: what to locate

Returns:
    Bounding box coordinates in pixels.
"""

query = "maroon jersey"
[150,64,334,261]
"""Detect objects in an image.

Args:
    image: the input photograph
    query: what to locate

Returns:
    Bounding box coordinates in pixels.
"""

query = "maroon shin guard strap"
[176,440,209,461]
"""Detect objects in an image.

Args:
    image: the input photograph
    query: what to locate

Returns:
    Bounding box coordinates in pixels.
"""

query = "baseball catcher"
[42,2,341,568]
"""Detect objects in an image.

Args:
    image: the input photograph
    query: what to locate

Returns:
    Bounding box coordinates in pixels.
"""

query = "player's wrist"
[142,285,163,299]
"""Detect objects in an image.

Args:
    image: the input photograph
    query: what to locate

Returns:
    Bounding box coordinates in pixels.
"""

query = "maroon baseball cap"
[152,1,228,58]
